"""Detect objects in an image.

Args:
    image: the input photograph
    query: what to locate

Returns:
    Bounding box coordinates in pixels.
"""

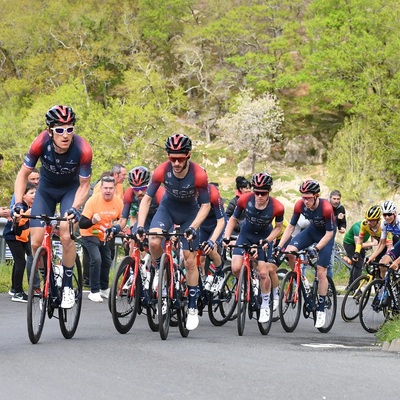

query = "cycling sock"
[273,286,279,299]
[261,292,270,308]
[188,285,199,308]
[63,266,74,288]
[318,295,326,311]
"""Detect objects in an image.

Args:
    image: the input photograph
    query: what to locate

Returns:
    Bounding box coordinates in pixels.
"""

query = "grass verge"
[375,316,400,344]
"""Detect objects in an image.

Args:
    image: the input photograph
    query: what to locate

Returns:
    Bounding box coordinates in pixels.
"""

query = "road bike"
[25,214,82,344]
[278,249,337,333]
[359,265,400,333]
[332,241,352,275]
[341,261,383,322]
[109,234,158,334]
[195,247,237,326]
[227,243,273,336]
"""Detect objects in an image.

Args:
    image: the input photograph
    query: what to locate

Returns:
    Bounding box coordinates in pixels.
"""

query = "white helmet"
[381,200,396,214]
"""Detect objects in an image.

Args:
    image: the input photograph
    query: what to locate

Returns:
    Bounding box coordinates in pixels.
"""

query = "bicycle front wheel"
[272,268,289,322]
[176,267,189,338]
[279,271,301,333]
[315,276,337,333]
[341,274,370,322]
[359,279,387,333]
[110,256,140,334]
[27,246,48,344]
[146,266,159,332]
[257,291,273,335]
[158,253,172,340]
[237,265,248,336]
[208,266,238,326]
[59,255,83,339]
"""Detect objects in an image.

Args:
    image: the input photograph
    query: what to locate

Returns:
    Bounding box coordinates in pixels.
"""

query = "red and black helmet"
[299,180,320,194]
[165,134,192,154]
[128,166,150,187]
[252,172,273,190]
[46,105,76,127]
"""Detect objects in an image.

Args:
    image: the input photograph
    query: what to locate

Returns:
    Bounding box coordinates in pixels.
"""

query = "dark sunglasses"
[253,191,268,197]
[50,126,74,135]
[383,213,394,217]
[168,155,189,163]
[133,186,147,192]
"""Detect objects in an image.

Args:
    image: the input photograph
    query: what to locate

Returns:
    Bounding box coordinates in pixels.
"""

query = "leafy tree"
[217,89,284,173]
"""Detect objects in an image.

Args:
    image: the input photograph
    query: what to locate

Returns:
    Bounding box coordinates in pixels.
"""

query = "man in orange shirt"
[92,164,126,200]
[79,176,124,302]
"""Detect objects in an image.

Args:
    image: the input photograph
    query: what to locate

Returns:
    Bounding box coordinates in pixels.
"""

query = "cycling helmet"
[128,166,150,187]
[365,205,382,220]
[46,105,76,127]
[381,201,396,214]
[299,180,320,194]
[165,134,192,154]
[252,172,273,190]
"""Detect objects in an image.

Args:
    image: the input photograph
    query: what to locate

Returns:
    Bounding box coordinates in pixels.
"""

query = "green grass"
[0,261,15,293]
[375,316,400,344]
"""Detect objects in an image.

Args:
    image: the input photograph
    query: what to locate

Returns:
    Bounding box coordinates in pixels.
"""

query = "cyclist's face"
[253,190,269,206]
[367,219,380,228]
[49,124,74,152]
[383,213,396,223]
[302,194,317,209]
[168,153,189,174]
[101,182,116,201]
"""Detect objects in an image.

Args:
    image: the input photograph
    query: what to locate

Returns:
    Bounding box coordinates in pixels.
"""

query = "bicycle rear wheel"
[110,256,140,334]
[359,279,387,333]
[208,266,237,326]
[237,265,248,336]
[158,253,172,340]
[27,246,48,344]
[272,268,288,322]
[315,276,337,333]
[341,274,370,322]
[146,266,159,332]
[257,291,273,335]
[59,255,83,339]
[279,271,301,332]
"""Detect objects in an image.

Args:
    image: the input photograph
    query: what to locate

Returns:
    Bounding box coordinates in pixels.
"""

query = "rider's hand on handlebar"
[10,202,24,219]
[132,226,145,240]
[352,252,360,262]
[184,226,197,241]
[66,207,81,223]
[307,245,319,264]
[201,239,214,254]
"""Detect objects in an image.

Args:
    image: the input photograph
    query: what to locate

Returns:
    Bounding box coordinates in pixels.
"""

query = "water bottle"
[53,264,63,287]
[301,274,310,294]
[175,269,181,291]
[252,277,259,297]
[204,275,213,291]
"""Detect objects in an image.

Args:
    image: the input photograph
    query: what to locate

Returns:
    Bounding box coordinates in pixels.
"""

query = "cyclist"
[276,180,335,329]
[13,105,92,309]
[135,134,210,331]
[199,182,227,293]
[223,172,285,323]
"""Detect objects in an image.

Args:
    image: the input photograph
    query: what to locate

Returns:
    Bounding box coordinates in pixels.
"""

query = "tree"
[217,90,284,173]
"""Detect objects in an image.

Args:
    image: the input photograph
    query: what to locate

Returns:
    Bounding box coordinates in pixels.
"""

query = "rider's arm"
[266,221,283,243]
[223,215,239,240]
[189,202,211,230]
[209,216,226,244]
[71,176,91,210]
[277,223,295,248]
[368,237,386,261]
[14,165,32,204]
[315,230,334,251]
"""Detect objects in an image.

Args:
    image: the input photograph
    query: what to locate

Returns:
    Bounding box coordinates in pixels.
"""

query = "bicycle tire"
[176,267,189,338]
[257,290,273,335]
[146,266,159,332]
[208,265,237,326]
[272,268,288,322]
[237,265,248,336]
[110,256,140,334]
[359,278,387,333]
[59,255,83,339]
[158,253,172,340]
[27,246,48,344]
[316,276,337,333]
[341,274,370,322]
[333,254,343,275]
[279,271,301,333]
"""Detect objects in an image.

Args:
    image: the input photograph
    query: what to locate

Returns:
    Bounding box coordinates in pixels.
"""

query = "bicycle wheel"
[110,256,140,334]
[59,255,83,339]
[257,291,273,335]
[176,267,189,338]
[272,268,288,322]
[158,253,172,340]
[279,271,301,333]
[333,254,343,275]
[27,246,48,344]
[146,266,159,332]
[341,274,370,322]
[359,279,387,333]
[315,276,337,333]
[237,265,248,336]
[208,266,238,326]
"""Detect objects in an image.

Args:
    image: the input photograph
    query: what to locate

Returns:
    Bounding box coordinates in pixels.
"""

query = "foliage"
[376,315,400,344]
[217,89,284,173]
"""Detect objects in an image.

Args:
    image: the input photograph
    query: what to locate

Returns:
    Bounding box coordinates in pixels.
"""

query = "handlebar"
[17,214,75,239]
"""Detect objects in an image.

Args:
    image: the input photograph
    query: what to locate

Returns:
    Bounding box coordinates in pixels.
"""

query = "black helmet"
[128,166,150,187]
[252,172,273,190]
[46,105,76,127]
[299,180,320,194]
[165,134,192,154]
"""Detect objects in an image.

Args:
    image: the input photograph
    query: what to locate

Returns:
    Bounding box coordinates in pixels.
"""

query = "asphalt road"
[0,292,398,400]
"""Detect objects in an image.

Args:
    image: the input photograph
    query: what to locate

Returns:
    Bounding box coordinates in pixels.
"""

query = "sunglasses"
[254,191,268,197]
[168,155,189,163]
[101,176,116,183]
[133,186,147,192]
[50,126,74,135]
[383,213,394,217]
[302,196,314,200]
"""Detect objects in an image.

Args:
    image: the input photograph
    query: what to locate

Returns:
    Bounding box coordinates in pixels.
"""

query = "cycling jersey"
[343,221,370,246]
[380,215,400,244]
[355,219,382,253]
